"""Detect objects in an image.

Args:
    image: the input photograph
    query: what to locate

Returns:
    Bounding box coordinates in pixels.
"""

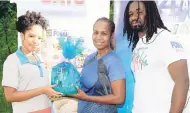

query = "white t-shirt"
[2,48,51,113]
[132,29,187,113]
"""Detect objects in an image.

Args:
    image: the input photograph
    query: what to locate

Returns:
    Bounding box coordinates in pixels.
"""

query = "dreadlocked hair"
[123,1,169,51]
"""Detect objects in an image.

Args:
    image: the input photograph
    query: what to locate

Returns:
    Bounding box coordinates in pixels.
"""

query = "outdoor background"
[0,1,114,113]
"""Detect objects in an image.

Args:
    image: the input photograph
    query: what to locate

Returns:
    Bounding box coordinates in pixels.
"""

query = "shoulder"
[104,52,126,81]
[4,53,18,65]
[104,51,123,66]
[105,51,119,59]
[152,29,183,49]
[85,52,96,61]
[83,52,97,66]
[160,29,183,49]
[3,53,19,76]
[156,28,177,42]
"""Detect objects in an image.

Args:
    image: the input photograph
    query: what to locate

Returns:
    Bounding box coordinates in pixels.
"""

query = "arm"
[73,79,126,105]
[169,59,189,113]
[4,85,61,102]
[2,55,61,103]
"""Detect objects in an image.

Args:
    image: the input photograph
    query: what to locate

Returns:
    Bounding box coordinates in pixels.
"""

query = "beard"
[131,21,146,32]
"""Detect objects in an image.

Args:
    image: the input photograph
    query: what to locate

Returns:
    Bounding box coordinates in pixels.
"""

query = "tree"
[0,1,17,113]
[0,1,17,54]
[109,1,114,21]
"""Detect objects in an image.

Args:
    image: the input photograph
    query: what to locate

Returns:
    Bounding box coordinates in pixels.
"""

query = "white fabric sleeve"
[2,54,19,89]
[162,34,187,67]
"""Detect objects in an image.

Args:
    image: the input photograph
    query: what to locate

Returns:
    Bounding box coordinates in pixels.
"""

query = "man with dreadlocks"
[123,1,189,113]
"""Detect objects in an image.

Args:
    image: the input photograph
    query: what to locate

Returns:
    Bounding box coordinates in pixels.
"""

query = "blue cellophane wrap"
[51,62,81,95]
[51,36,84,95]
[58,36,84,59]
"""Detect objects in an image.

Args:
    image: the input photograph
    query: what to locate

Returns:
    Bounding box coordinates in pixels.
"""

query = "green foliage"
[0,87,12,113]
[109,1,114,21]
[0,1,17,113]
[0,1,17,19]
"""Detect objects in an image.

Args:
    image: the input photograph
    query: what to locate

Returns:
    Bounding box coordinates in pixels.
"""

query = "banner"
[114,0,190,113]
[15,0,109,64]
[13,0,110,112]
[14,0,110,71]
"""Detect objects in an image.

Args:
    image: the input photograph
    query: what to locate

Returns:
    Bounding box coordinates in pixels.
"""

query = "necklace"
[142,30,164,45]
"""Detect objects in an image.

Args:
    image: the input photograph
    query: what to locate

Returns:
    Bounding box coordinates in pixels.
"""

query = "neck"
[21,46,33,56]
[138,31,146,38]
[137,25,147,38]
[97,47,111,58]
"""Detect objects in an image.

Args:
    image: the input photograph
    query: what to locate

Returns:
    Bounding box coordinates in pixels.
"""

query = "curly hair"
[17,11,49,33]
[123,1,169,51]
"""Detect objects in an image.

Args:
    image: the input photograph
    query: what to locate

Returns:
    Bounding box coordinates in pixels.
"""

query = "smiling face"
[92,20,112,51]
[21,25,43,52]
[128,1,146,31]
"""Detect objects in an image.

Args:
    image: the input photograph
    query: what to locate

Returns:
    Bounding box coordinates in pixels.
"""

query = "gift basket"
[51,36,84,95]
